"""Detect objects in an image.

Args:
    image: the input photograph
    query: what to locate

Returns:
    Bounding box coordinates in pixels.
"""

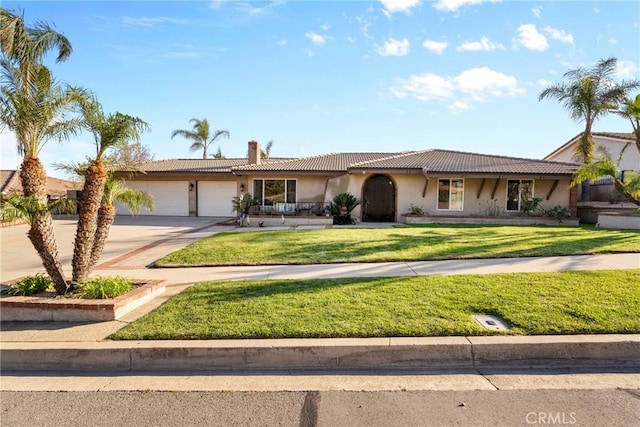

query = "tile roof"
[1,170,82,197]
[349,149,579,175]
[544,131,635,160]
[131,158,292,173]
[232,152,399,172]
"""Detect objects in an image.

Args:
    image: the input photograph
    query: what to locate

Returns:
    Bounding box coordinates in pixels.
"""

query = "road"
[2,388,639,426]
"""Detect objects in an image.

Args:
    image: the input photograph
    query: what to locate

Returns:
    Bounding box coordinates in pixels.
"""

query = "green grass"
[110,270,640,340]
[155,225,640,267]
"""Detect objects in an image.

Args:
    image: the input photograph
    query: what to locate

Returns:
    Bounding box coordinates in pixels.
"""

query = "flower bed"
[0,280,165,322]
[402,214,579,226]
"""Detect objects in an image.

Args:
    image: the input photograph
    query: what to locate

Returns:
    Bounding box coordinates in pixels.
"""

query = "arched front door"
[362,174,396,222]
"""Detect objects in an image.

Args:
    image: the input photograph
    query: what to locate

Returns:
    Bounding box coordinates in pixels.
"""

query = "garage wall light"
[240,183,245,192]
[189,182,194,191]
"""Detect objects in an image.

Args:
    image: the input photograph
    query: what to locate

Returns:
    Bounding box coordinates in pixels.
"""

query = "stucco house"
[115,141,579,224]
[544,132,640,202]
[1,170,81,199]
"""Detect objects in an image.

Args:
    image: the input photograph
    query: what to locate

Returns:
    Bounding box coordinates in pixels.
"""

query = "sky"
[1,0,639,179]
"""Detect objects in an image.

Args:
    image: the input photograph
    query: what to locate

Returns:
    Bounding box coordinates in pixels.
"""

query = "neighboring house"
[544,132,640,202]
[116,141,579,222]
[0,170,81,199]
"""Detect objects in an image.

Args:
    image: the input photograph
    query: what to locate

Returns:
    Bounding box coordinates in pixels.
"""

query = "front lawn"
[110,270,640,340]
[155,225,640,267]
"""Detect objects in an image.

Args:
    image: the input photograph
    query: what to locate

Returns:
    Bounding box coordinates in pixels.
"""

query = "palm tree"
[539,57,639,202]
[572,154,640,206]
[89,175,153,268]
[72,95,149,283]
[171,118,230,159]
[0,62,81,293]
[615,94,640,153]
[1,8,72,94]
[1,10,78,294]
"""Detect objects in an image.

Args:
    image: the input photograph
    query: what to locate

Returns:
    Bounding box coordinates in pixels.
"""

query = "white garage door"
[197,181,236,217]
[116,181,189,216]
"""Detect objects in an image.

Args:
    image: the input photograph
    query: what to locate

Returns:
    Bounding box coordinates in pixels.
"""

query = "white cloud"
[380,0,421,14]
[305,32,326,46]
[448,100,471,112]
[616,60,638,80]
[422,40,449,54]
[320,23,331,31]
[209,1,224,10]
[543,26,574,44]
[390,66,523,107]
[277,39,287,47]
[513,24,548,51]
[433,0,500,12]
[531,7,542,18]
[608,37,618,45]
[456,36,504,52]
[376,37,410,56]
[356,15,374,40]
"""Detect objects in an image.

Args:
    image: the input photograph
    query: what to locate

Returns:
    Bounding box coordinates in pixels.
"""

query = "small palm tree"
[171,117,230,159]
[89,175,153,267]
[572,153,640,206]
[72,95,149,283]
[329,193,361,225]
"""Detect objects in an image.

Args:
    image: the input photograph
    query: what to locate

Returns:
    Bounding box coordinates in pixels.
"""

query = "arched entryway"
[362,174,396,222]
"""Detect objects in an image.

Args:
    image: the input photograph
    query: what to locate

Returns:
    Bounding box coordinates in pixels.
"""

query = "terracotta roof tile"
[233,152,398,172]
[132,158,292,173]
[544,131,635,160]
[350,150,579,175]
[1,170,81,197]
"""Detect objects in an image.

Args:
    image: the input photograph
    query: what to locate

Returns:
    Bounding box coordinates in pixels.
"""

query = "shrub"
[4,274,53,296]
[407,204,425,216]
[75,276,136,299]
[544,205,572,223]
[329,193,361,225]
[521,196,543,216]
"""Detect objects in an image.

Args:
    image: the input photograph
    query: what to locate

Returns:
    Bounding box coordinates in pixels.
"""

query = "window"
[252,179,297,206]
[506,180,533,211]
[437,179,464,210]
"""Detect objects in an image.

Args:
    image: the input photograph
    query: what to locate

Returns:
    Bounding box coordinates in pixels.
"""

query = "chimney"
[248,140,261,165]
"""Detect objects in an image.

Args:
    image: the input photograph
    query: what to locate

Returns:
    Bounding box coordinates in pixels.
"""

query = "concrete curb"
[2,335,638,372]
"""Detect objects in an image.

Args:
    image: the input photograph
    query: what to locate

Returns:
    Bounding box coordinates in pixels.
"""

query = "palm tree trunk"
[89,203,115,268]
[72,159,107,283]
[19,157,68,294]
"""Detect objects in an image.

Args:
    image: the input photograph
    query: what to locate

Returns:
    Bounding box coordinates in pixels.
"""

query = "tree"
[261,140,274,159]
[171,117,229,159]
[615,94,640,153]
[0,8,72,94]
[1,64,81,294]
[103,140,154,168]
[539,57,639,164]
[89,175,153,268]
[572,153,640,207]
[72,95,149,283]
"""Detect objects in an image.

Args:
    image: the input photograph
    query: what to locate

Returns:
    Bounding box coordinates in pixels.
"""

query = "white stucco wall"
[546,135,640,172]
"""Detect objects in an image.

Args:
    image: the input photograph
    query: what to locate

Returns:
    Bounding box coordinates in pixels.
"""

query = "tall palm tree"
[72,95,149,283]
[89,175,153,268]
[1,9,78,294]
[572,154,640,206]
[540,57,639,164]
[1,8,72,94]
[0,62,81,293]
[171,117,230,159]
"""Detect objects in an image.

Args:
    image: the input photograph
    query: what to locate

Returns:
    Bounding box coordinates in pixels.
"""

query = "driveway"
[0,216,233,283]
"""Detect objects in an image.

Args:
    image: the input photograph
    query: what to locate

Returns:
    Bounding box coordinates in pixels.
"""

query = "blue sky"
[2,1,639,178]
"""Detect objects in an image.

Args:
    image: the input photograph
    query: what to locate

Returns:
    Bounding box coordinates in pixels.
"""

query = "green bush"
[76,276,136,299]
[328,193,361,225]
[4,274,53,296]
[544,205,572,223]
[407,204,425,216]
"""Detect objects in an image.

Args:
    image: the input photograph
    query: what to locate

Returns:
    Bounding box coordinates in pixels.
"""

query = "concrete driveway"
[0,216,233,283]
